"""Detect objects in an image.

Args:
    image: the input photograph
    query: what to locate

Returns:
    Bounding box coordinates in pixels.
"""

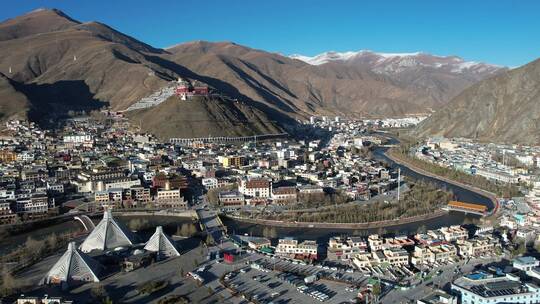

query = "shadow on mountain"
[143,55,299,128]
[14,80,109,128]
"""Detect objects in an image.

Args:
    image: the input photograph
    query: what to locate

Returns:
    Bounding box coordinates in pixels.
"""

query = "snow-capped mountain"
[291,50,506,106]
[290,50,503,77]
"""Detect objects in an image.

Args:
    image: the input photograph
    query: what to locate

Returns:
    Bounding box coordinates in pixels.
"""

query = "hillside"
[414,58,540,144]
[291,50,505,109]
[0,9,174,113]
[165,41,431,118]
[0,73,29,121]
[0,8,508,139]
[127,95,282,139]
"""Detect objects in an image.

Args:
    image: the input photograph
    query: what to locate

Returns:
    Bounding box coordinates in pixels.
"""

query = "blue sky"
[1,0,539,67]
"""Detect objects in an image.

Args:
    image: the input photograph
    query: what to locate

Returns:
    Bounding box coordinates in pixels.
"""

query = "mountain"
[0,9,507,139]
[0,9,176,112]
[165,41,431,118]
[0,73,29,121]
[290,50,504,107]
[414,58,540,144]
[127,95,282,139]
[0,9,284,137]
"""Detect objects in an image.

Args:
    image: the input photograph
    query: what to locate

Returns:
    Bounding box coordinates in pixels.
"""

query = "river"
[222,135,491,243]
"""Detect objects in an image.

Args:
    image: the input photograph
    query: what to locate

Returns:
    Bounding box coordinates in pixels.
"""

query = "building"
[220,156,247,168]
[513,256,540,272]
[368,234,384,251]
[246,237,271,250]
[417,289,457,304]
[239,178,272,198]
[63,134,93,147]
[218,191,245,208]
[16,295,72,304]
[452,274,540,304]
[79,210,136,253]
[202,177,218,190]
[456,237,498,257]
[272,187,297,204]
[440,225,469,242]
[275,238,318,260]
[327,236,367,262]
[382,248,409,266]
[0,150,17,163]
[156,188,186,209]
[174,79,209,100]
[0,201,16,224]
[41,242,103,287]
[144,226,180,260]
[411,244,458,266]
[16,195,49,214]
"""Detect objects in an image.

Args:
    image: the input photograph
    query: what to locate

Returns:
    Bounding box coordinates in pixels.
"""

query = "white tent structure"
[41,242,102,287]
[79,209,135,253]
[144,226,180,259]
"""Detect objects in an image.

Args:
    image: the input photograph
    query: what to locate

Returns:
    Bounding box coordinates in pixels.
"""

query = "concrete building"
[239,178,272,198]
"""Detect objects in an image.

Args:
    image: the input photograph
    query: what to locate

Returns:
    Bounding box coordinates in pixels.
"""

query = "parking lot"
[194,239,504,303]
[221,265,361,303]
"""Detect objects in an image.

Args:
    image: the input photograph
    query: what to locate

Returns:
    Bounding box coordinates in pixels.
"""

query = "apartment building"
[456,237,498,257]
[239,178,272,198]
[327,236,367,261]
[440,225,469,242]
[276,238,318,259]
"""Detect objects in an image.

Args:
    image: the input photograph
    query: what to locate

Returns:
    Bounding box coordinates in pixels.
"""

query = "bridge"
[196,208,227,243]
[444,201,488,216]
[170,133,288,145]
[74,215,95,231]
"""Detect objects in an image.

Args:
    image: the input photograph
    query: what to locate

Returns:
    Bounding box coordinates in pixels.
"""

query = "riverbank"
[386,149,499,215]
[222,209,448,230]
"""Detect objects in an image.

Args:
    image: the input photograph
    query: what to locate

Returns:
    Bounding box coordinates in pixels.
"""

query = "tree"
[91,283,107,300]
[46,233,59,250]
[372,282,381,298]
[0,268,16,297]
[179,224,190,237]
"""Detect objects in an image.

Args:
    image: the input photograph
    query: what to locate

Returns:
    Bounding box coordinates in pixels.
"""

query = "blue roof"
[514,256,538,265]
[466,272,487,280]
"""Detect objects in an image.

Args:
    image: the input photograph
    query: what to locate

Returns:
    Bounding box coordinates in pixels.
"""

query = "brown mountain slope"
[0,12,171,111]
[127,95,282,139]
[0,73,30,121]
[0,9,285,138]
[0,9,508,140]
[0,8,79,41]
[165,41,429,118]
[291,51,505,109]
[414,58,540,144]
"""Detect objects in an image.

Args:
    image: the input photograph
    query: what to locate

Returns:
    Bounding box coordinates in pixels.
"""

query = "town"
[0,112,538,304]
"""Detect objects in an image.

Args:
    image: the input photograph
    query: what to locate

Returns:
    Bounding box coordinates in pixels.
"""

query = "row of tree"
[260,181,451,223]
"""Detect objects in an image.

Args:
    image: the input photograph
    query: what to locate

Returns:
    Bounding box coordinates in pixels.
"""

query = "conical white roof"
[79,209,135,253]
[144,226,180,258]
[42,242,102,285]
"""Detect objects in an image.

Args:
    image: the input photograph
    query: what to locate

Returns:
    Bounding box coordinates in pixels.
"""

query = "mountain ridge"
[0,8,512,139]
[414,58,540,144]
